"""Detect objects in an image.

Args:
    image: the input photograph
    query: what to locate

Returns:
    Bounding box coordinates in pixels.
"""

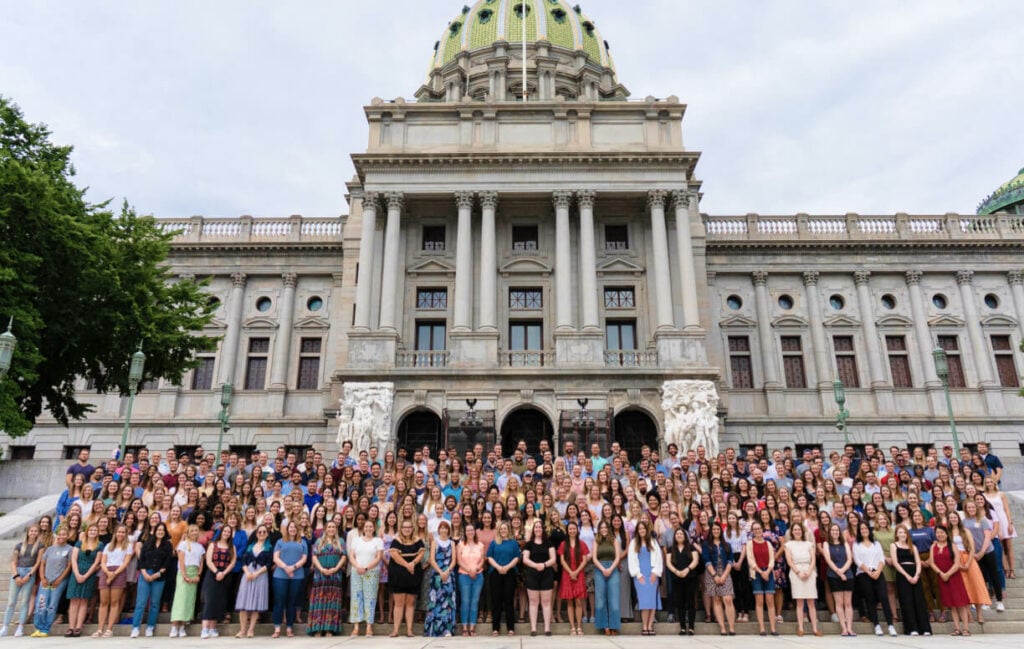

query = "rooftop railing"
[158,215,344,244]
[703,213,1024,243]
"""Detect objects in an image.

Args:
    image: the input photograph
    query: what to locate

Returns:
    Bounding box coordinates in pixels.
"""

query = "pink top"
[457,541,486,575]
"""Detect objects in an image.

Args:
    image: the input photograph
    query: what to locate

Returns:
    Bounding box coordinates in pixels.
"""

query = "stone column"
[553,191,574,331]
[905,271,940,387]
[752,271,781,386]
[270,273,298,388]
[577,190,600,331]
[353,193,379,330]
[958,270,995,386]
[671,190,702,330]
[219,272,247,385]
[648,190,675,330]
[453,191,475,331]
[854,271,887,387]
[378,192,404,332]
[478,192,498,332]
[1008,270,1024,338]
[803,272,833,386]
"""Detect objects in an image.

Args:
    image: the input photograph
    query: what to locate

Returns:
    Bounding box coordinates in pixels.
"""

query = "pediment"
[204,318,229,331]
[407,258,456,277]
[928,314,965,328]
[500,257,552,277]
[982,314,1018,328]
[823,314,861,328]
[719,315,758,329]
[294,316,331,330]
[242,317,279,330]
[772,315,808,329]
[876,314,914,328]
[596,256,645,277]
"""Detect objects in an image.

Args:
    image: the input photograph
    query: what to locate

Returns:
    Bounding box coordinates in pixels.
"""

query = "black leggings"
[855,573,894,625]
[490,571,516,633]
[976,551,1003,602]
[671,575,699,630]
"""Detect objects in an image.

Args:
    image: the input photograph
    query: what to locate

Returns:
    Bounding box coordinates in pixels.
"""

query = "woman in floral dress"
[423,520,458,637]
[308,521,346,637]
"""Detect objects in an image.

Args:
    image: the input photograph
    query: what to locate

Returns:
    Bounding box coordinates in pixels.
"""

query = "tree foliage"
[0,96,217,437]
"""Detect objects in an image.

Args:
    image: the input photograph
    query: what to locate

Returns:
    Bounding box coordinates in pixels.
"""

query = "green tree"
[0,96,217,437]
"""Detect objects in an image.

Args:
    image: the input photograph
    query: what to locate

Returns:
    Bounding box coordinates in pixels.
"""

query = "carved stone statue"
[336,382,395,452]
[661,380,721,456]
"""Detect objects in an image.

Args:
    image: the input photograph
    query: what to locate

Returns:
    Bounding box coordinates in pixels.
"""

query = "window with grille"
[296,338,322,390]
[833,335,860,388]
[244,337,270,390]
[780,336,806,388]
[937,335,966,388]
[191,356,216,390]
[992,335,1019,388]
[605,224,629,250]
[416,288,448,310]
[604,287,636,309]
[511,225,539,252]
[886,336,913,388]
[728,336,753,389]
[509,288,543,309]
[422,225,446,251]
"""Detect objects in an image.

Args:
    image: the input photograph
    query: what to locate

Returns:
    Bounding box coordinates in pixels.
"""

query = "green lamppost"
[118,344,147,462]
[0,317,16,380]
[932,346,961,456]
[833,378,850,445]
[216,382,233,461]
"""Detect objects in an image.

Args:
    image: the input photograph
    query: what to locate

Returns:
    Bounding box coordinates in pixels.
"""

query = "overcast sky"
[2,1,1020,218]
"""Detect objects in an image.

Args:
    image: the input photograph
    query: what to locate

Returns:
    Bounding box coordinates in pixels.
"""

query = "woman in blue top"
[271,521,308,638]
[486,521,521,636]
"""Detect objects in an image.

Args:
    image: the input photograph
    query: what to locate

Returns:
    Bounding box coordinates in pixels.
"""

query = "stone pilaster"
[353,193,378,330]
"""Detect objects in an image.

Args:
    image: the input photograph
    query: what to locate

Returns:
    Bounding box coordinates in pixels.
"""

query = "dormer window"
[551,8,567,22]
[479,8,493,23]
[449,22,462,36]
[582,21,595,37]
[514,3,531,18]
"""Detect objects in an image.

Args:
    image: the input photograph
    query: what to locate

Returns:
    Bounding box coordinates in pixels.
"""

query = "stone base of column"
[266,386,287,417]
[450,331,499,369]
[347,330,399,370]
[654,330,708,368]
[872,386,895,415]
[764,385,786,415]
[555,331,606,368]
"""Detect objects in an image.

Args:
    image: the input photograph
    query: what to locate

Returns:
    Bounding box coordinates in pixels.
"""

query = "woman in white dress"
[784,522,820,637]
[983,477,1016,579]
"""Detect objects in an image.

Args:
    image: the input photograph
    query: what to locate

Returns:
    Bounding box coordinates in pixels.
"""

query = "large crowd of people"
[0,437,1015,638]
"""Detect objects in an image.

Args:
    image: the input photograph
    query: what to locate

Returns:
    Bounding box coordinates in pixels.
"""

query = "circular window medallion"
[932,294,948,310]
[829,294,845,310]
[206,296,221,309]
[984,293,999,309]
[881,294,897,310]
[256,297,273,312]
[307,296,324,312]
[726,295,743,310]
[778,294,794,310]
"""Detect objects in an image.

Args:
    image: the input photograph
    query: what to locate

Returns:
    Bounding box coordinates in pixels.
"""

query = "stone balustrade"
[704,212,1024,242]
[158,215,344,243]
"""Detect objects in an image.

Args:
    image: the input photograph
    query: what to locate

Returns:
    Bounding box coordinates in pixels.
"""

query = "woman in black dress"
[521,520,556,636]
[388,519,424,638]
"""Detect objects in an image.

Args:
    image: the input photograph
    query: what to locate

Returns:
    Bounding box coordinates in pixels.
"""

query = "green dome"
[979,167,1024,215]
[430,1,616,73]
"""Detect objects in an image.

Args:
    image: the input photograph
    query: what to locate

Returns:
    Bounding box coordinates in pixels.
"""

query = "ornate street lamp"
[833,378,850,445]
[459,399,483,432]
[216,382,233,461]
[0,317,16,380]
[118,343,147,461]
[932,346,961,456]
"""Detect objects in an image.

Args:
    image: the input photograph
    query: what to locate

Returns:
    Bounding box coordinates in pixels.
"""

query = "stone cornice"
[352,151,699,178]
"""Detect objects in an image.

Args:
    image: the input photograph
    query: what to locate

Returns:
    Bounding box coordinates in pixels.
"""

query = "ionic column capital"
[802,271,820,286]
[282,273,298,289]
[752,270,768,287]
[552,191,573,210]
[479,191,499,210]
[854,270,871,287]
[956,270,974,286]
[577,190,596,209]
[230,272,248,288]
[647,190,668,211]
[454,191,475,210]
[385,192,405,212]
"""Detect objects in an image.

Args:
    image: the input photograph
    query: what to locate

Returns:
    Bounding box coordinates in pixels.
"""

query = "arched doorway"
[500,407,554,456]
[613,409,659,464]
[396,409,443,454]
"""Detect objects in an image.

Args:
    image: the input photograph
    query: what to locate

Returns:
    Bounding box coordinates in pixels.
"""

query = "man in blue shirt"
[588,443,609,474]
[442,472,464,502]
[977,442,1004,483]
[303,480,323,511]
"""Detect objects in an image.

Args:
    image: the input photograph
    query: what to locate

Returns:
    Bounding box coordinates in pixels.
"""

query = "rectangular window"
[422,225,446,251]
[296,338,322,390]
[9,446,35,460]
[886,335,913,388]
[174,445,199,460]
[937,335,966,388]
[605,224,629,251]
[992,335,1019,388]
[244,337,270,390]
[416,288,448,310]
[728,336,753,389]
[62,445,91,460]
[606,320,638,366]
[508,320,544,366]
[780,336,806,388]
[228,445,257,461]
[604,287,636,309]
[415,321,447,351]
[833,335,860,388]
[512,225,539,252]
[509,288,543,309]
[191,356,216,390]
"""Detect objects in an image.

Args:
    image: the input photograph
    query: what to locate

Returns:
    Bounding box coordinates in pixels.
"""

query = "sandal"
[492,631,500,637]
[962,630,971,636]
[271,630,281,639]
[102,630,114,638]
[389,632,399,638]
[951,630,962,636]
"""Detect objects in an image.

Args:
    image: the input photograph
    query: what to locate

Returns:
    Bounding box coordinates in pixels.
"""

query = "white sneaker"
[179,627,187,638]
[982,604,991,611]
[830,613,839,623]
[210,629,219,638]
[997,601,1006,612]
[130,627,140,638]
[874,624,883,636]
[169,627,178,638]
[888,624,897,637]
[911,631,919,636]
[200,629,210,639]
[146,626,155,637]
[13,626,23,638]
[924,631,932,636]
[0,626,8,638]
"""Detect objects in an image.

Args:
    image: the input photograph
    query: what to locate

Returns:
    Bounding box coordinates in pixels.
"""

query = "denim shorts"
[751,572,776,595]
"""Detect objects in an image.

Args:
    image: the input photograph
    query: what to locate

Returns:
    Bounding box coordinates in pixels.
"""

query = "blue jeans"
[32,581,67,634]
[3,570,35,627]
[272,577,304,627]
[457,573,484,625]
[133,577,166,628]
[594,561,621,631]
